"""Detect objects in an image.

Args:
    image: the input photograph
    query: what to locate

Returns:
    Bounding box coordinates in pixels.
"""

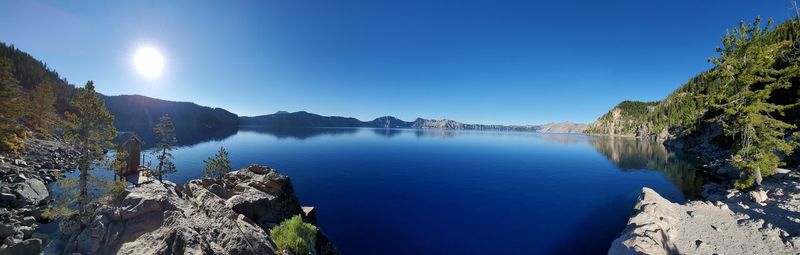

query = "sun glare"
[133,47,164,78]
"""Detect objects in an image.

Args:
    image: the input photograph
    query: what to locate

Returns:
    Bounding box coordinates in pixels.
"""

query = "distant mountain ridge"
[241,111,588,133]
[1,42,587,139]
[101,95,239,146]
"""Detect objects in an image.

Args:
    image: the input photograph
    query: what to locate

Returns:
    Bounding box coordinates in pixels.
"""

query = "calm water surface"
[131,128,706,255]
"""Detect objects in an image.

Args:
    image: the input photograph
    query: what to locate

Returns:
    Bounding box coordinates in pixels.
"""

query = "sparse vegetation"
[270,215,318,255]
[152,115,177,181]
[203,146,232,179]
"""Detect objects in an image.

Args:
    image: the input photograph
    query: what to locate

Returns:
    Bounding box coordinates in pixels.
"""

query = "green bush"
[105,178,128,205]
[270,215,318,254]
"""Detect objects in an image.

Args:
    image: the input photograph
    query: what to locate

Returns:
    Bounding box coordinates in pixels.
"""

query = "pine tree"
[27,82,57,135]
[152,115,177,182]
[0,58,26,152]
[709,17,800,189]
[203,146,232,179]
[64,80,117,159]
[64,80,117,219]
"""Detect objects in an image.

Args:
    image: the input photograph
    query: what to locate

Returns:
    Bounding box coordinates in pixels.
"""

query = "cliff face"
[58,165,338,255]
[584,101,659,137]
[536,122,588,134]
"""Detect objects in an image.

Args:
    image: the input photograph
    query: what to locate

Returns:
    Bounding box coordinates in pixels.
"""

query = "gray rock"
[18,226,34,239]
[62,164,338,255]
[0,224,15,239]
[0,238,42,255]
[13,179,48,206]
[0,193,15,207]
[20,216,35,226]
[609,187,796,255]
[12,159,26,167]
[749,190,768,205]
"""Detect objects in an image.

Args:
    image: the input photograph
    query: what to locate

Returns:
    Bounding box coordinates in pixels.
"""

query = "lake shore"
[54,164,339,254]
[0,137,81,254]
[0,136,339,255]
[610,170,800,254]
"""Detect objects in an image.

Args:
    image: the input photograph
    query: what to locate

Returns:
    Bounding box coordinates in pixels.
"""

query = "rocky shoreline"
[55,164,338,255]
[0,137,81,254]
[609,171,800,254]
[0,137,338,255]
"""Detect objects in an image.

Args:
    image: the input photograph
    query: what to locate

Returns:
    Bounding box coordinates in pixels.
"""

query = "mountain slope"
[241,111,587,133]
[584,101,658,137]
[585,17,800,187]
[102,94,239,146]
[240,111,362,128]
[0,43,77,114]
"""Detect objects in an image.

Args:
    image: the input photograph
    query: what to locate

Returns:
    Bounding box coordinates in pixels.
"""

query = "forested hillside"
[102,95,239,146]
[586,17,800,188]
[0,43,239,150]
[0,43,77,114]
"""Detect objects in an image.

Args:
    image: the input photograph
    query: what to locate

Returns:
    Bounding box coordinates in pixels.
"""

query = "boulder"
[608,188,676,255]
[12,159,26,167]
[13,179,48,206]
[0,238,41,255]
[748,190,768,205]
[0,224,15,239]
[0,193,15,207]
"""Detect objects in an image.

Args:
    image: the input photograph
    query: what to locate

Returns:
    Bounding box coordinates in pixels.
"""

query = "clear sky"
[0,1,796,125]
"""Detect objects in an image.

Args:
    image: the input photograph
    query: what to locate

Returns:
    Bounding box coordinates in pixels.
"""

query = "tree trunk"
[754,167,763,186]
[157,148,165,182]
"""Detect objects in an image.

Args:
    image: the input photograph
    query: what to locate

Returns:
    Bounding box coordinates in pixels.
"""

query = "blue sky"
[0,0,795,125]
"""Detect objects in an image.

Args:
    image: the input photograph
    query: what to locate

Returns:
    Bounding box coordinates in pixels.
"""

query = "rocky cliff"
[609,172,800,254]
[535,122,588,134]
[56,164,338,255]
[584,101,659,137]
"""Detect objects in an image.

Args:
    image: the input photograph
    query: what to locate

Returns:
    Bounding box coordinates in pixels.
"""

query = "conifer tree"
[152,115,177,182]
[27,82,57,135]
[709,17,800,188]
[203,146,232,179]
[64,80,117,159]
[0,58,26,152]
[64,80,117,219]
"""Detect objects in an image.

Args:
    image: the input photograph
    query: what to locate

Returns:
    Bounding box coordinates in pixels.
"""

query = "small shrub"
[104,178,128,205]
[270,215,318,254]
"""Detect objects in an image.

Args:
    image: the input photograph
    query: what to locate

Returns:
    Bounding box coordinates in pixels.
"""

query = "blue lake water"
[132,127,706,255]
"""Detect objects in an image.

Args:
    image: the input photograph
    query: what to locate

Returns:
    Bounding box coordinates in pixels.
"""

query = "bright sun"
[133,47,164,78]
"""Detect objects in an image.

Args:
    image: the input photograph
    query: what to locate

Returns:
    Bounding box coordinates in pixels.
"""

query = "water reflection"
[588,136,708,199]
[127,127,708,198]
[239,126,359,140]
[371,128,403,138]
[118,126,237,150]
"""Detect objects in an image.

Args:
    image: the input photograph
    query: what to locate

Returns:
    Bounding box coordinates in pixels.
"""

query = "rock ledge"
[609,176,800,255]
[60,164,339,255]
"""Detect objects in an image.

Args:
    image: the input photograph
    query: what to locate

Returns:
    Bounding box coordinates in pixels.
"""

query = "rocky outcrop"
[585,101,657,137]
[535,122,588,134]
[60,164,338,255]
[609,172,800,254]
[0,138,80,254]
